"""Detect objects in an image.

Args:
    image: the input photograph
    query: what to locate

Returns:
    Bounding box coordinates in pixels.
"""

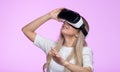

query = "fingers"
[51,48,58,56]
[48,8,65,20]
[48,48,66,66]
[49,48,60,57]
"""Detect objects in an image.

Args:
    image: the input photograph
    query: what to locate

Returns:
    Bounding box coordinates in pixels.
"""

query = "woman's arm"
[22,13,51,42]
[64,62,92,72]
[50,48,92,72]
[22,8,63,42]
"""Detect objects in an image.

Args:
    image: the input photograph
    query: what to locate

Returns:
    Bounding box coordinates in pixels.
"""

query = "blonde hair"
[43,17,89,72]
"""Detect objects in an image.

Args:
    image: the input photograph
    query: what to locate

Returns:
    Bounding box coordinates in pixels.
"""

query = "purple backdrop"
[0,0,120,72]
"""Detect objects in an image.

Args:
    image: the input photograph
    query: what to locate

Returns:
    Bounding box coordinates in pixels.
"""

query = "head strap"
[79,24,88,37]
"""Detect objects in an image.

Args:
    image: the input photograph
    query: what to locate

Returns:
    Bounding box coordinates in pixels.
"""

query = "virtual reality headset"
[58,8,83,29]
[58,8,88,36]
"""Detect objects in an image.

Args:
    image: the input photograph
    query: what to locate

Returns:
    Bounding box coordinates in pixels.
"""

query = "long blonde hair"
[43,17,89,72]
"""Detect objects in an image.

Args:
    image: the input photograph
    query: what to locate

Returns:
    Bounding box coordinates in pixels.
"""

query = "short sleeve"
[82,47,94,71]
[34,34,56,54]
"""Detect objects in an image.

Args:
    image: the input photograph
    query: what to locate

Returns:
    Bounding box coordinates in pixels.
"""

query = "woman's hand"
[48,8,64,21]
[48,48,66,66]
[48,48,92,72]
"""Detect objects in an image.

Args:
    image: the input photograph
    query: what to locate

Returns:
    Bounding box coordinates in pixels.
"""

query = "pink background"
[0,0,120,72]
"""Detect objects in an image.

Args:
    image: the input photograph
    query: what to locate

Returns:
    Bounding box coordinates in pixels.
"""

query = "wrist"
[46,12,53,19]
[63,61,69,67]
[47,12,59,20]
[45,13,52,20]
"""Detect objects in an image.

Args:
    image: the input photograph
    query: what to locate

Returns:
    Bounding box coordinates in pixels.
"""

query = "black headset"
[58,8,88,36]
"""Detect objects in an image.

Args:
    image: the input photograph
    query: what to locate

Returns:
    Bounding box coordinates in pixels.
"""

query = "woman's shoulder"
[34,34,57,53]
[34,34,57,44]
[82,46,93,54]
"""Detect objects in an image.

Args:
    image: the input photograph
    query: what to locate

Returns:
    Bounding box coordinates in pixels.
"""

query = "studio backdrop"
[0,0,120,72]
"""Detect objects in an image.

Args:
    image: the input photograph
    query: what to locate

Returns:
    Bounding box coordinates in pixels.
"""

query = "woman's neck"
[63,36,77,47]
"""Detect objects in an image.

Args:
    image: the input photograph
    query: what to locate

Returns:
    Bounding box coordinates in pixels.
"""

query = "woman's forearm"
[22,13,51,41]
[64,62,92,72]
[22,8,62,42]
[22,13,51,32]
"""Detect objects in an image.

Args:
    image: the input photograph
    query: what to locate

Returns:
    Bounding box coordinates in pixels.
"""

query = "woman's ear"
[75,34,79,38]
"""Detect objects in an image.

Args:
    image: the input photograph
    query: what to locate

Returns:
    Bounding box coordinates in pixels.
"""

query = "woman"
[22,8,93,72]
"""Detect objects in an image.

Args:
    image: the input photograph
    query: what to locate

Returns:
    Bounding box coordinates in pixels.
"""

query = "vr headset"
[58,9,88,36]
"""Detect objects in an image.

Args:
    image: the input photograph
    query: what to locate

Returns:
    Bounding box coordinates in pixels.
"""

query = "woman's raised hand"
[48,8,64,21]
[48,48,65,66]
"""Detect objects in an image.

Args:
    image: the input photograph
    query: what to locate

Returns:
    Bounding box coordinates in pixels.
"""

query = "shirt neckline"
[62,45,73,49]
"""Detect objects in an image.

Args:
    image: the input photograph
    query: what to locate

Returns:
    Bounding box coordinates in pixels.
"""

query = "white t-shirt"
[34,34,93,72]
